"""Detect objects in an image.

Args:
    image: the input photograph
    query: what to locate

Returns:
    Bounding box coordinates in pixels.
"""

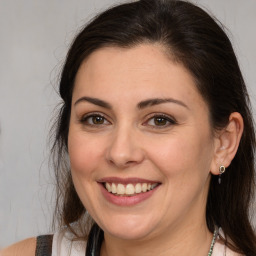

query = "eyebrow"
[74,96,112,109]
[74,96,188,110]
[138,98,189,109]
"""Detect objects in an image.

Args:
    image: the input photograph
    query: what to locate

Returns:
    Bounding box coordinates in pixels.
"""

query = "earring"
[218,165,226,184]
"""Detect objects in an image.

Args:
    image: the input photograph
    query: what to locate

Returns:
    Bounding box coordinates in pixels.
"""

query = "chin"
[99,214,158,241]
[105,227,154,241]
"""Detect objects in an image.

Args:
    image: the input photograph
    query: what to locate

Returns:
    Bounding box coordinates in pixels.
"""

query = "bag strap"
[35,235,53,256]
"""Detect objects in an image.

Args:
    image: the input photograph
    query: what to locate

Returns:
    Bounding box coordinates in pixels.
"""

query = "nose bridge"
[106,122,144,168]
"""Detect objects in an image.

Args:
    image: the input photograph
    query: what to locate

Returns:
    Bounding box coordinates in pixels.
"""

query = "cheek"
[146,130,214,181]
[68,131,104,177]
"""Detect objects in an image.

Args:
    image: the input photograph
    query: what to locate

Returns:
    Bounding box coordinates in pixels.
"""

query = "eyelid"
[78,112,177,128]
[143,113,177,128]
[80,112,112,125]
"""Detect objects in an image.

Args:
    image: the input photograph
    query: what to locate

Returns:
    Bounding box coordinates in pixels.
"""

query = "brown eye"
[154,117,167,126]
[81,114,110,126]
[145,114,177,129]
[92,116,104,124]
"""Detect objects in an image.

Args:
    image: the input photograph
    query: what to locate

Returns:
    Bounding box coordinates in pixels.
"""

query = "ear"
[210,112,244,175]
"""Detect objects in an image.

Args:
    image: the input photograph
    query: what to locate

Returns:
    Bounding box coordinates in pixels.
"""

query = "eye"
[80,113,110,126]
[90,116,105,124]
[145,114,177,128]
[151,117,168,126]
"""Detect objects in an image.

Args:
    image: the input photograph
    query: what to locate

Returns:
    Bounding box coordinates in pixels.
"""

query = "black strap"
[85,224,104,256]
[35,235,53,256]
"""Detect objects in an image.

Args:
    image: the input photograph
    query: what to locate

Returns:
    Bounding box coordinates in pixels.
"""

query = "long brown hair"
[51,0,256,254]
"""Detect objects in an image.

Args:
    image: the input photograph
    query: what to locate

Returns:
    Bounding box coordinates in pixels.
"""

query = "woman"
[2,0,256,255]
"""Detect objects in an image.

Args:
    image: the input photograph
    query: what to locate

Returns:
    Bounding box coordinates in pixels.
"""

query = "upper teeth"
[105,182,158,196]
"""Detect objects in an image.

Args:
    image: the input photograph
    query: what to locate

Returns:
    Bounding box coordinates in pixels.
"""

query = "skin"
[2,43,243,256]
[68,43,244,256]
[0,238,36,256]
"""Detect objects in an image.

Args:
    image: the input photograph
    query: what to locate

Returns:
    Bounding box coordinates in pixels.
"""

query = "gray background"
[0,0,255,248]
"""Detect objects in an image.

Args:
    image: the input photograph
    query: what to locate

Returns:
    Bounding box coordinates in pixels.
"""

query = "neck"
[100,222,213,256]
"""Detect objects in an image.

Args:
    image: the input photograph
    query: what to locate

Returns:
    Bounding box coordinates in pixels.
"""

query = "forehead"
[73,44,206,111]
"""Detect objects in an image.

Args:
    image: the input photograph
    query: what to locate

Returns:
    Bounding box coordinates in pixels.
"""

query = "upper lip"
[97,177,161,185]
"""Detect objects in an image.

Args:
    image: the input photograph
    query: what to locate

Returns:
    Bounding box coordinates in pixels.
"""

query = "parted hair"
[51,0,256,255]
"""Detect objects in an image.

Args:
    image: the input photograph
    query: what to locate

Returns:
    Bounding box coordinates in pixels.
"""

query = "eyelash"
[80,112,111,126]
[79,113,177,129]
[144,114,177,129]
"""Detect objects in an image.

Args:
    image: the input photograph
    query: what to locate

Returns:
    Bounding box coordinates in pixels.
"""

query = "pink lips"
[98,177,161,206]
[97,177,160,185]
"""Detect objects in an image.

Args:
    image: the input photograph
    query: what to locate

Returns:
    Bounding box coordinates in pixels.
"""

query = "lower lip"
[99,183,159,206]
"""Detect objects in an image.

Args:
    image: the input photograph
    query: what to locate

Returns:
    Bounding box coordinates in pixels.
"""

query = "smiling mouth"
[104,182,159,196]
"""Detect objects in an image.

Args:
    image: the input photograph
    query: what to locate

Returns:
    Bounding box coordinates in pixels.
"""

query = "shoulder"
[213,228,246,256]
[213,238,245,256]
[0,237,36,256]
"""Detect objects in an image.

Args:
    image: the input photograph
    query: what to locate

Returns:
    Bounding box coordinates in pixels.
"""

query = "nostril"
[107,158,139,169]
[105,133,145,167]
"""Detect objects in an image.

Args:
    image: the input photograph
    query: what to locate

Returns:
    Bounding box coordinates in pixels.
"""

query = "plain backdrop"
[0,0,255,248]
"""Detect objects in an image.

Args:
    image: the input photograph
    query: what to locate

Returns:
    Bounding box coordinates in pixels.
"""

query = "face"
[68,44,216,241]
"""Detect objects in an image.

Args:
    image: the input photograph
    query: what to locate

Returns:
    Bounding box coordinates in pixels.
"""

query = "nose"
[106,127,145,169]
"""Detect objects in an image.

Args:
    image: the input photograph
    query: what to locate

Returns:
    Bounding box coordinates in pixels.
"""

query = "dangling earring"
[218,165,226,184]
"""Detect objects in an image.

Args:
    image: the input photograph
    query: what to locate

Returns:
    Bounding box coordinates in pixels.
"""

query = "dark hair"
[51,0,256,254]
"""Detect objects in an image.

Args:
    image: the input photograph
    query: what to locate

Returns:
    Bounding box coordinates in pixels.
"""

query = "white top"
[52,229,242,256]
[52,230,86,256]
